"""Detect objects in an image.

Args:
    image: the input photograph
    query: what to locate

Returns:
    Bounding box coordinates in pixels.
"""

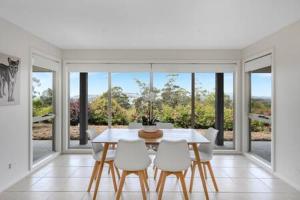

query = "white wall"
[242,20,300,190]
[0,17,61,191]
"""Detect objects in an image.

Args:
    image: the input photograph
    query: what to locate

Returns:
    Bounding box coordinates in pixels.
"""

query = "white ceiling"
[1,0,300,49]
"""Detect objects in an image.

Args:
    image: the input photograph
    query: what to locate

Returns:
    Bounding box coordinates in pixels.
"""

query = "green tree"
[89,96,109,125]
[160,74,190,108]
[102,87,130,109]
[40,88,53,106]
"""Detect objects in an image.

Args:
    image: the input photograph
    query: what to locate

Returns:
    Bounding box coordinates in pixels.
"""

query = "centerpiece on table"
[138,92,163,139]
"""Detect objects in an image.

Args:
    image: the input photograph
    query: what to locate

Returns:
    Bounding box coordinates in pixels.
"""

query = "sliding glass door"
[248,66,272,162]
[194,72,235,149]
[69,72,108,148]
[32,66,56,163]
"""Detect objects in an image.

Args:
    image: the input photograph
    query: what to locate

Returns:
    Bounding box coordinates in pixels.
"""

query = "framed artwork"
[0,52,20,105]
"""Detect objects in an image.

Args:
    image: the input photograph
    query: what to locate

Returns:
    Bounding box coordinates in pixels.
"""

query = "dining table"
[91,128,211,200]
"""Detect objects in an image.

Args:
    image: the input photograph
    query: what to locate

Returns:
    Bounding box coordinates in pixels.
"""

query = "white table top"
[92,128,210,144]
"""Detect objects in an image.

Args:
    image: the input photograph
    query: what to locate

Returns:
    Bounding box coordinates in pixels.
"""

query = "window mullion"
[108,72,112,128]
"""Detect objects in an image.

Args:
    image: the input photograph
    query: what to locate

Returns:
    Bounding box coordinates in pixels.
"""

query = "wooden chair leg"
[116,171,127,200]
[203,163,207,179]
[154,167,158,180]
[184,164,193,177]
[144,169,148,179]
[115,165,121,179]
[189,162,196,193]
[87,161,99,192]
[183,169,188,177]
[158,172,167,200]
[109,161,118,192]
[207,161,219,192]
[178,172,189,200]
[142,170,150,191]
[94,161,100,181]
[156,171,163,192]
[138,171,147,200]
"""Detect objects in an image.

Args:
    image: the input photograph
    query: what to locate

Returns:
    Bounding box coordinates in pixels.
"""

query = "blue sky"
[33,72,272,98]
[251,73,272,98]
[32,72,53,96]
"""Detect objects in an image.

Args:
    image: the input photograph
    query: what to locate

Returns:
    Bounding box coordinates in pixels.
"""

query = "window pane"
[32,119,54,162]
[32,71,53,117]
[111,72,150,127]
[250,119,271,162]
[224,73,234,149]
[32,66,55,163]
[195,73,235,149]
[249,66,272,162]
[153,73,191,128]
[194,73,215,129]
[250,67,272,116]
[69,72,109,148]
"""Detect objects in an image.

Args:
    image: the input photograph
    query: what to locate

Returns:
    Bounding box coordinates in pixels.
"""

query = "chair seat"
[189,150,212,162]
[93,149,116,161]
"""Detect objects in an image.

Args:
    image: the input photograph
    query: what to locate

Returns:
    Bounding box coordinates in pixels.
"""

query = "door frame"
[29,49,62,170]
[242,49,276,171]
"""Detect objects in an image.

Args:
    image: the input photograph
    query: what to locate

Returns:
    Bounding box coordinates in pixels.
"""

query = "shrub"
[89,97,109,125]
[194,103,215,129]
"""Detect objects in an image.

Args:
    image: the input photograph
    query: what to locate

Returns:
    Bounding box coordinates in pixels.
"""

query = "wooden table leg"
[93,143,109,200]
[192,143,209,200]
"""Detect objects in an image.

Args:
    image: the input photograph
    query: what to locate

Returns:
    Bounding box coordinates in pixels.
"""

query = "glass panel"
[32,70,54,117]
[111,72,150,128]
[32,66,55,163]
[153,73,191,128]
[249,66,272,162]
[69,72,109,148]
[224,73,234,149]
[194,73,215,130]
[249,119,271,162]
[32,119,54,162]
[194,73,235,149]
[250,69,272,116]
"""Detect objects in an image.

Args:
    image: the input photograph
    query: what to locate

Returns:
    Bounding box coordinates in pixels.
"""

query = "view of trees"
[69,73,235,130]
[32,77,53,117]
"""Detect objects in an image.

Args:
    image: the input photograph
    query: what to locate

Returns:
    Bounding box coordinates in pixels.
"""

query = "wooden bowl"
[138,129,163,139]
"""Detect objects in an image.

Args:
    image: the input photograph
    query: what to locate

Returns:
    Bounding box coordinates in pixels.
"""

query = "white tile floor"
[1,155,299,200]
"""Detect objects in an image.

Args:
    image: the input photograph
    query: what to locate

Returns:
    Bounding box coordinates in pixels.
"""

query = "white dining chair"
[86,128,119,193]
[128,122,143,129]
[188,127,219,192]
[114,139,151,200]
[153,122,174,179]
[155,140,191,200]
[156,122,174,129]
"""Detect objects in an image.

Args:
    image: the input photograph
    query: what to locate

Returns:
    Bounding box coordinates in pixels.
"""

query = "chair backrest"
[155,140,191,172]
[86,128,103,154]
[198,128,218,157]
[156,122,174,129]
[114,139,151,171]
[128,122,143,129]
